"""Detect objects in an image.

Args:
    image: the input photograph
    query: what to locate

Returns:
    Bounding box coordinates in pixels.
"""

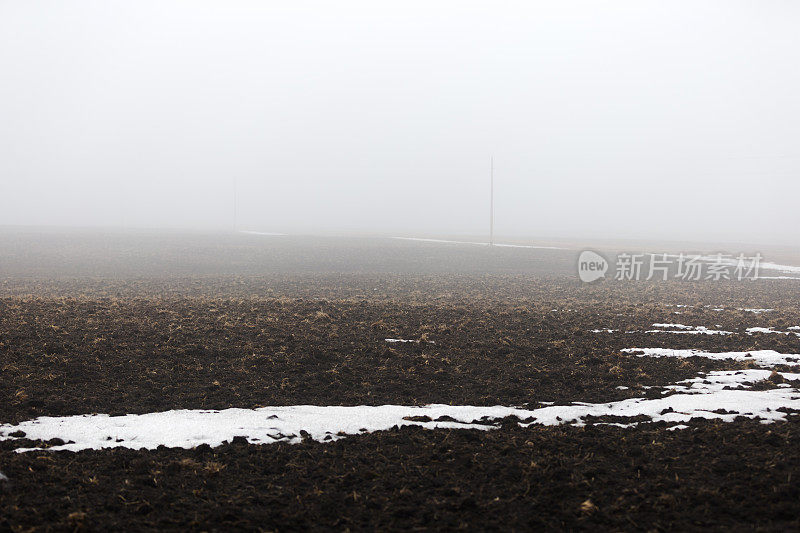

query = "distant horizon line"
[0,224,797,252]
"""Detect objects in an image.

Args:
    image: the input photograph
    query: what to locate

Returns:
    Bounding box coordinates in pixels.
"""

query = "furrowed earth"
[1,230,799,531]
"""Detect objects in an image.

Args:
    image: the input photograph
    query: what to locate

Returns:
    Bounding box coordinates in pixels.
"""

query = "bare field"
[1,231,800,530]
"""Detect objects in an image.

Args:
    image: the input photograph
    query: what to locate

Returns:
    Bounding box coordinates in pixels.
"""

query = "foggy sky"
[1,1,799,245]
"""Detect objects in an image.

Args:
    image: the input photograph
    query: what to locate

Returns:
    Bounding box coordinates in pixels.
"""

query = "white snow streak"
[3,366,800,453]
[646,324,734,335]
[385,338,435,344]
[239,230,287,236]
[622,348,800,367]
[746,327,800,337]
[4,341,800,452]
[392,237,565,250]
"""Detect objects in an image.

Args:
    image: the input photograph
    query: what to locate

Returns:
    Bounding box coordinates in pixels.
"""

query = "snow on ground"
[3,361,800,452]
[493,243,566,250]
[646,324,734,335]
[238,230,287,236]
[0,405,536,453]
[590,324,736,335]
[622,348,800,367]
[2,380,799,453]
[654,254,800,280]
[385,338,435,344]
[746,327,800,337]
[392,237,566,250]
[662,369,800,392]
[393,236,488,246]
[740,308,774,314]
[5,333,800,452]
[663,254,800,275]
[525,378,800,427]
[760,260,800,274]
[747,327,783,334]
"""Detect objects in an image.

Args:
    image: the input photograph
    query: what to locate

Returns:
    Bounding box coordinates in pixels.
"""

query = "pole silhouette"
[489,157,494,246]
[233,177,238,232]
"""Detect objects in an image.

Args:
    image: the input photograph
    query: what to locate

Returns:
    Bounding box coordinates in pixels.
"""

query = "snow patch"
[392,237,565,250]
[664,255,800,275]
[527,383,800,427]
[622,348,800,367]
[4,371,800,453]
[0,405,537,453]
[6,341,800,453]
[239,230,287,236]
[646,325,733,335]
[746,327,799,337]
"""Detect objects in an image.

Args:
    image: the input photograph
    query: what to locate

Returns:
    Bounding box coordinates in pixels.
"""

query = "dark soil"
[2,419,799,531]
[2,277,799,424]
[1,231,800,530]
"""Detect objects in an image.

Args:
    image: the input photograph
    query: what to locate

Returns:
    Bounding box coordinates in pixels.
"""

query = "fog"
[1,1,798,245]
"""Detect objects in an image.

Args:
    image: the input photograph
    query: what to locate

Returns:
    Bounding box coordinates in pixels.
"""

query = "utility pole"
[489,156,494,246]
[233,177,238,233]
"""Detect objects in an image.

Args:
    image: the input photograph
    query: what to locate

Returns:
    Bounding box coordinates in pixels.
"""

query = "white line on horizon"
[239,230,288,236]
[392,237,567,250]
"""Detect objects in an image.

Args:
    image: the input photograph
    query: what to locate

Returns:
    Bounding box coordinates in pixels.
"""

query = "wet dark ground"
[2,418,800,532]
[1,230,799,530]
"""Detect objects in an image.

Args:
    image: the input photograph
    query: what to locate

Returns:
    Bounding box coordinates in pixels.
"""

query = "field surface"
[1,230,800,531]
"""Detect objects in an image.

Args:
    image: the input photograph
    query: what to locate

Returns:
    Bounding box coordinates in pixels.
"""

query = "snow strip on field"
[621,348,800,367]
[594,325,798,336]
[663,369,800,391]
[663,254,800,275]
[646,324,733,335]
[0,405,535,453]
[747,327,782,334]
[761,260,800,274]
[5,343,800,453]
[740,308,774,314]
[392,237,565,250]
[239,230,287,236]
[3,368,800,453]
[746,327,800,337]
[493,243,566,250]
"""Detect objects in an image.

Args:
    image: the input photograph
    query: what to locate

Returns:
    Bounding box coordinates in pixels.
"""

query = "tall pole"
[233,177,238,232]
[489,156,494,246]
